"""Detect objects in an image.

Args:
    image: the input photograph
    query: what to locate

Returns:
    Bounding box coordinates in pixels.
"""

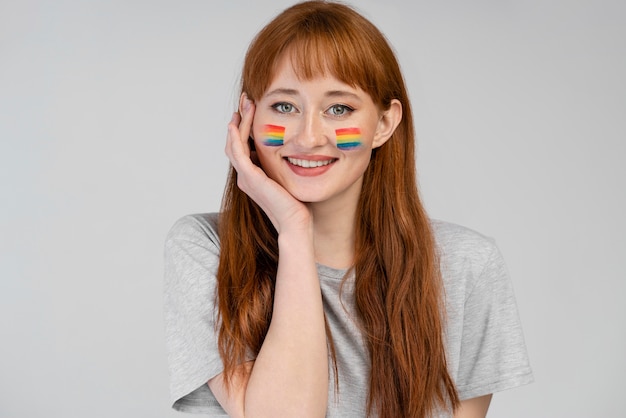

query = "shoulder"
[165,213,221,250]
[164,213,222,291]
[430,220,509,302]
[431,219,500,271]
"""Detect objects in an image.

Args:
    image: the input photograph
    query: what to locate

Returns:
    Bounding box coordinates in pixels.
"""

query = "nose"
[292,111,327,149]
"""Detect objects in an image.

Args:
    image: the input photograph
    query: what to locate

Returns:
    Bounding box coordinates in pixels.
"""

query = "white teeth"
[287,157,334,168]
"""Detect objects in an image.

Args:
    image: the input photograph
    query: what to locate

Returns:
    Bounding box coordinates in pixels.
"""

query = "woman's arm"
[244,225,328,416]
[208,97,328,418]
[454,394,492,418]
[209,239,328,417]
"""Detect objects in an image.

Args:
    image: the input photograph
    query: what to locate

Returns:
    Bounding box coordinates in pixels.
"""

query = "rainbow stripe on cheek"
[262,124,285,146]
[335,127,362,150]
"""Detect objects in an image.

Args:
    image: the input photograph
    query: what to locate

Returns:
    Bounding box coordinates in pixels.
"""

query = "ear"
[372,99,402,149]
[238,92,248,114]
[238,92,255,139]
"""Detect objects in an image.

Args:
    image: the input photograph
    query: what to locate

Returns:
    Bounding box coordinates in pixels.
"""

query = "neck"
[308,193,359,270]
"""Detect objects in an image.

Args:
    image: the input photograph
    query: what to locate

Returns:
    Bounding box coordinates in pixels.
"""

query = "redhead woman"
[164,2,533,417]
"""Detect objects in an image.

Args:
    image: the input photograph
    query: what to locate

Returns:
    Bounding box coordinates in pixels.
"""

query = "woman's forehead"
[261,50,359,96]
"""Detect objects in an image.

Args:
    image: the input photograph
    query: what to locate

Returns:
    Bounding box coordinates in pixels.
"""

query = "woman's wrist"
[277,221,314,250]
[276,211,314,241]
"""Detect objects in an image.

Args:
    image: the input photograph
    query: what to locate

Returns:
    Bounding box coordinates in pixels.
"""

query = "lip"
[284,155,337,177]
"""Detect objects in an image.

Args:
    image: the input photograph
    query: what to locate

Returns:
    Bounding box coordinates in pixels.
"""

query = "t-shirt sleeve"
[163,214,228,415]
[454,241,534,400]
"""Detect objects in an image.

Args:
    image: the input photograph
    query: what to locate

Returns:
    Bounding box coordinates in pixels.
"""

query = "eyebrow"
[324,90,362,102]
[264,88,299,98]
[264,88,362,102]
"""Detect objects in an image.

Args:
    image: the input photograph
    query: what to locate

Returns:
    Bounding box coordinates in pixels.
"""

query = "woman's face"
[249,54,400,206]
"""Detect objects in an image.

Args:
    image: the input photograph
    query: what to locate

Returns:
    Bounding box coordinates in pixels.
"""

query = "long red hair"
[216,1,459,417]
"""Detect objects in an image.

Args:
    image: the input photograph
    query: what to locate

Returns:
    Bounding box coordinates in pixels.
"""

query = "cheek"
[335,127,363,150]
[252,143,276,177]
[256,123,285,147]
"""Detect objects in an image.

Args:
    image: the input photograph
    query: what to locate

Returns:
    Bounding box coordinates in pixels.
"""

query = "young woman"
[164,2,533,417]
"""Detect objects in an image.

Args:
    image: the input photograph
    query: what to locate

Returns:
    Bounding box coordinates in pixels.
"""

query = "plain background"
[1,0,624,417]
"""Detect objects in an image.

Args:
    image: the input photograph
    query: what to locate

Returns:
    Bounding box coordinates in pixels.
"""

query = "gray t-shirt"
[164,213,533,417]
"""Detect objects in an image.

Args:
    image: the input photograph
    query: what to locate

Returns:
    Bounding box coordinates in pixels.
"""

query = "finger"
[227,113,259,176]
[225,112,241,161]
[228,95,256,169]
[230,110,241,127]
[226,121,247,169]
[238,95,255,149]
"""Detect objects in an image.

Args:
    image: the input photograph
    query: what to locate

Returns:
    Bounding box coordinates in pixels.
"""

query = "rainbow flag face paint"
[335,127,362,150]
[262,124,285,146]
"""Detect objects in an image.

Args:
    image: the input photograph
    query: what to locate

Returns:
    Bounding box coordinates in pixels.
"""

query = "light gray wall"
[1,1,624,417]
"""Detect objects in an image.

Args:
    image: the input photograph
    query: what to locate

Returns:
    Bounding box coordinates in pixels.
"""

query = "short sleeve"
[163,214,228,415]
[454,242,534,399]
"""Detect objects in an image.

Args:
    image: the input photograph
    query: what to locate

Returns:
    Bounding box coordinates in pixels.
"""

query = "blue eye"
[327,104,354,116]
[272,102,296,113]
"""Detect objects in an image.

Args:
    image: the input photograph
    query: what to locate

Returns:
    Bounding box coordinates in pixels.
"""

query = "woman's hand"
[225,96,311,234]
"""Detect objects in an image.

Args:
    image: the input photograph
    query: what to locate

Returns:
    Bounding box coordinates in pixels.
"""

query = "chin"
[289,193,324,204]
[286,188,330,204]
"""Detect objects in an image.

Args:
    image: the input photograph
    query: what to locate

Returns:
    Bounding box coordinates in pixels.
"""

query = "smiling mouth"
[286,157,336,168]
